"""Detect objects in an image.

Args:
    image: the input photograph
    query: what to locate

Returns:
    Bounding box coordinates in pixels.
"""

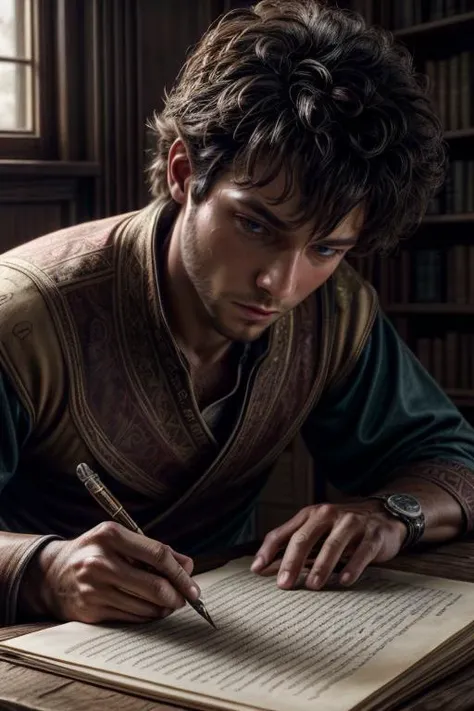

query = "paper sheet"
[3,557,474,711]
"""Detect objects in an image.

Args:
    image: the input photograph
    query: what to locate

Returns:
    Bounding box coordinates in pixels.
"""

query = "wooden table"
[2,540,474,711]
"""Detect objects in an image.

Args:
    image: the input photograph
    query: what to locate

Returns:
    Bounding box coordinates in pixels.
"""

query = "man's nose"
[255,252,300,302]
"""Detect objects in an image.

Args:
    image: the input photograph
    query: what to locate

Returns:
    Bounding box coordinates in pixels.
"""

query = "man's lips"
[233,302,279,319]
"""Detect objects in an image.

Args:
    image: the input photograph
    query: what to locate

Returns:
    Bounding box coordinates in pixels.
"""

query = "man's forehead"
[225,179,364,241]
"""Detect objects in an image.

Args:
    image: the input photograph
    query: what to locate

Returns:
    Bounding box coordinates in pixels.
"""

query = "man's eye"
[310,244,342,259]
[237,216,268,236]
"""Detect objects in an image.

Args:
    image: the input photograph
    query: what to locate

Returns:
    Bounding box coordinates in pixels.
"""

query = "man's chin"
[212,318,271,343]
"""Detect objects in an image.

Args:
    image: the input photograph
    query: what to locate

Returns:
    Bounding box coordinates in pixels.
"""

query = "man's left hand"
[251,500,408,590]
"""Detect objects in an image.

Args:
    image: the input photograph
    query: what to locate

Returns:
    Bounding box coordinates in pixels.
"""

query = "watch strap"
[369,494,425,549]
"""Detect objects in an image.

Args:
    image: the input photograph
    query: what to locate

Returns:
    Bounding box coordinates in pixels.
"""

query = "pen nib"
[192,599,218,630]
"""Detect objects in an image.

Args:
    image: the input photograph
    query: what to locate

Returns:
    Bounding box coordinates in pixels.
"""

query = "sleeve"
[0,372,61,625]
[301,311,474,529]
[0,370,30,497]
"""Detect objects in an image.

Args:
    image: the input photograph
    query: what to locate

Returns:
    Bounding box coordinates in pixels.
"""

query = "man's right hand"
[21,522,200,624]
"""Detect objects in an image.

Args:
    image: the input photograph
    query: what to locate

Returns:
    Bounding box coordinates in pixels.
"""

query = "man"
[1,0,473,627]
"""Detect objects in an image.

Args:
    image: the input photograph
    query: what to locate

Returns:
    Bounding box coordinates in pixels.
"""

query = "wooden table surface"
[2,540,474,711]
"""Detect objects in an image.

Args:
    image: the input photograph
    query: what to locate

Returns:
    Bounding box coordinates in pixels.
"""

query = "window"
[0,0,35,133]
[0,0,56,159]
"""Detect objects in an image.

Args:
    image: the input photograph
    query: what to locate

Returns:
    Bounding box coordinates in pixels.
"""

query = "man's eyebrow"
[234,195,359,246]
[233,196,290,231]
[315,235,358,247]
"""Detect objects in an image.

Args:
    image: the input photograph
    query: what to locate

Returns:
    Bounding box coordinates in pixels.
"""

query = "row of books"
[351,0,471,29]
[427,160,474,215]
[351,246,474,304]
[425,53,474,133]
[415,333,474,390]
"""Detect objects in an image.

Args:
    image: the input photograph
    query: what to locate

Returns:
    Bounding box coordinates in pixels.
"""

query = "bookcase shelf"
[394,11,474,49]
[349,1,474,421]
[445,128,474,142]
[447,390,474,408]
[385,304,474,315]
[422,213,474,225]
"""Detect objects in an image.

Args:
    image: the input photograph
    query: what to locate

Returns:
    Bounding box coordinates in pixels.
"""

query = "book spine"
[460,334,471,389]
[416,337,432,373]
[469,246,474,304]
[449,54,460,131]
[432,337,445,387]
[453,245,468,304]
[413,250,442,302]
[460,52,471,129]
[445,332,459,389]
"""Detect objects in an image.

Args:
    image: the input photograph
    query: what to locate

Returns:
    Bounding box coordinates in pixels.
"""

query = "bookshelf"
[348,2,474,422]
[251,1,474,537]
[423,214,474,224]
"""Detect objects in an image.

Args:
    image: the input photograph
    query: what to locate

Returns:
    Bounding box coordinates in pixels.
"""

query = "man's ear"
[167,138,192,204]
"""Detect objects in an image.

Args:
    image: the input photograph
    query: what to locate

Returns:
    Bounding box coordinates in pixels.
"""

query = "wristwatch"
[368,493,425,549]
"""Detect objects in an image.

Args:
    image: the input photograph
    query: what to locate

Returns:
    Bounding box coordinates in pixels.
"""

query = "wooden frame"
[0,0,57,159]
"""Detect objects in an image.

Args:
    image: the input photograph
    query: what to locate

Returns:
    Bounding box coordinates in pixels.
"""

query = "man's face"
[176,171,361,343]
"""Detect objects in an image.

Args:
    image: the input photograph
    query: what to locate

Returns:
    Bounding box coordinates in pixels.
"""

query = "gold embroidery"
[0,204,378,543]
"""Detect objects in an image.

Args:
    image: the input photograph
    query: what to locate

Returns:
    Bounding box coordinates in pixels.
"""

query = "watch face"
[387,494,422,519]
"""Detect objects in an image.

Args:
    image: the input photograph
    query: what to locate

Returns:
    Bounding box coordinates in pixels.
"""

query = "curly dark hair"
[148,0,446,253]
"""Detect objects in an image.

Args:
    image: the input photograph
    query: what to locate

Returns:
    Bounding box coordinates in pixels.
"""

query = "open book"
[2,556,474,711]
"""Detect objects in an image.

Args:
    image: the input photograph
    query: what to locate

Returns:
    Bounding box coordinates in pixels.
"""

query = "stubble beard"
[180,217,268,343]
[180,215,235,340]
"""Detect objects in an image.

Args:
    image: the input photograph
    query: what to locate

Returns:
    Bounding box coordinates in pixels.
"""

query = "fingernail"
[189,585,200,600]
[340,572,351,585]
[306,574,320,589]
[251,556,264,572]
[278,570,290,586]
[295,569,309,588]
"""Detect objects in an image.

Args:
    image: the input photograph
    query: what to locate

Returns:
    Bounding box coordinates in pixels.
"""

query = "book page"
[3,557,474,711]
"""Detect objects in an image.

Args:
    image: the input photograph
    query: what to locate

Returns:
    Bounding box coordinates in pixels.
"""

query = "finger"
[112,562,189,609]
[101,524,200,601]
[87,606,166,624]
[337,526,384,587]
[106,606,174,623]
[251,509,311,573]
[277,516,329,589]
[81,552,189,610]
[255,560,281,577]
[305,515,362,590]
[159,607,174,619]
[102,586,171,619]
[170,550,194,575]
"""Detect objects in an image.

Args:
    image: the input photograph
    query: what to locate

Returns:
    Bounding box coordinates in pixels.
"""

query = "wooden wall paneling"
[0,161,99,253]
[0,204,62,252]
[88,0,142,217]
[54,0,143,218]
[36,0,60,161]
[137,0,224,206]
[56,0,89,162]
[0,178,77,251]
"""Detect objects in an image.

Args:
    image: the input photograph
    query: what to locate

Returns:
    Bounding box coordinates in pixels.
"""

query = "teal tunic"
[1,310,474,540]
[302,312,474,498]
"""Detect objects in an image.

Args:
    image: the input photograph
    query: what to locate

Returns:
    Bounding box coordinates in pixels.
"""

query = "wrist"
[371,501,410,548]
[18,539,63,619]
[368,493,426,549]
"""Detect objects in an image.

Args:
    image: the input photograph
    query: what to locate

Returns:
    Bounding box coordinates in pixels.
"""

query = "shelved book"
[2,557,474,711]
[352,246,474,306]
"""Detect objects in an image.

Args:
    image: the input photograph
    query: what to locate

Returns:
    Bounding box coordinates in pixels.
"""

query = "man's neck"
[161,228,231,369]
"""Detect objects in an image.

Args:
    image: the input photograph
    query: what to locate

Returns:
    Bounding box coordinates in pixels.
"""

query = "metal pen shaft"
[76,462,216,629]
